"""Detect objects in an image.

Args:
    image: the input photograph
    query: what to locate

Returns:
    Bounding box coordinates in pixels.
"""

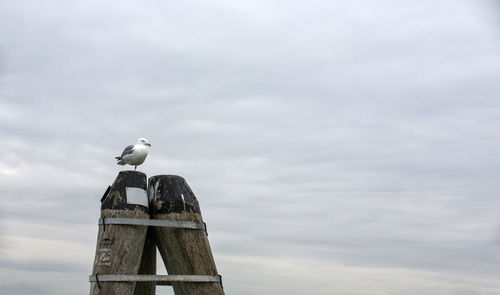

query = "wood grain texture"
[134,228,156,295]
[90,171,149,295]
[148,175,225,295]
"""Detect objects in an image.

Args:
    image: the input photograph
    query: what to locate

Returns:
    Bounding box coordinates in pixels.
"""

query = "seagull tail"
[115,157,126,165]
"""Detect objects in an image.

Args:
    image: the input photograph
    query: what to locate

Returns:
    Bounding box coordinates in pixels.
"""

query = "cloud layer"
[1,0,499,294]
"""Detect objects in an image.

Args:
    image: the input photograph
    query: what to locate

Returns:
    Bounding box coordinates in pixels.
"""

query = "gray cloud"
[0,258,87,272]
[0,283,49,295]
[0,0,499,294]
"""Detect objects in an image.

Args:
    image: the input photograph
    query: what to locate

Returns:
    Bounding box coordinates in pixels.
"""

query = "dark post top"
[101,170,148,212]
[148,175,201,214]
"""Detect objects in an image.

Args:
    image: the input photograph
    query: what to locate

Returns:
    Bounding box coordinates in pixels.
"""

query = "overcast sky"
[1,1,500,294]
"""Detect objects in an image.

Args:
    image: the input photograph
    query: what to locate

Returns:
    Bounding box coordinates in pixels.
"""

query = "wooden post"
[90,171,150,295]
[148,175,225,295]
[133,228,156,295]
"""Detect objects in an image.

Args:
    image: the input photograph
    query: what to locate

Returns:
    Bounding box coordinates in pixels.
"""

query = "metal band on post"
[89,274,222,285]
[98,218,207,231]
[95,274,101,289]
[218,274,223,289]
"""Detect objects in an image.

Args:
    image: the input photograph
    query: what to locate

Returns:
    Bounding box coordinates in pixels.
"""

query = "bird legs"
[134,165,137,170]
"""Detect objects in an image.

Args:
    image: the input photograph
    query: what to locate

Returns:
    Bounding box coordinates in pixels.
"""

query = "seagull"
[115,138,152,170]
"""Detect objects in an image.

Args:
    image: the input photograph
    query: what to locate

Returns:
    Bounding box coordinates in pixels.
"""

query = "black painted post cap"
[101,170,149,212]
[148,175,201,214]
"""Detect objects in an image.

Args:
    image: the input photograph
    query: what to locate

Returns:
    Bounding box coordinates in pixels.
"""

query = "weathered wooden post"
[133,228,156,295]
[148,175,225,295]
[89,171,150,295]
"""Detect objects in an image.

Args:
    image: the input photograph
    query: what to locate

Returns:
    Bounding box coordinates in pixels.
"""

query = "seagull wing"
[120,145,135,158]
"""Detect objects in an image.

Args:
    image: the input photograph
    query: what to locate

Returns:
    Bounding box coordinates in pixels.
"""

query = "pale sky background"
[1,1,500,294]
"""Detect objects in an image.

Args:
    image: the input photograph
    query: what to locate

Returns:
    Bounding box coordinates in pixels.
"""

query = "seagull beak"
[146,143,151,146]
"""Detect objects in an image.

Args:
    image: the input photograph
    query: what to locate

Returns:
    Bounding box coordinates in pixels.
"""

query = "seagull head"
[137,138,152,146]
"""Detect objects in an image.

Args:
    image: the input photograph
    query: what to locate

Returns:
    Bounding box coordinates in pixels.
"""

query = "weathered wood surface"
[133,228,156,295]
[90,171,149,295]
[148,175,224,295]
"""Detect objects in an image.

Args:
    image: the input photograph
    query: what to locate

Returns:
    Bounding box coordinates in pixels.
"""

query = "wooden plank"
[149,175,225,295]
[89,171,149,295]
[134,228,156,295]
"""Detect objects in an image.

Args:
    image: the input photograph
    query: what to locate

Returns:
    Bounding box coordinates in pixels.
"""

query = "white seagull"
[115,138,152,170]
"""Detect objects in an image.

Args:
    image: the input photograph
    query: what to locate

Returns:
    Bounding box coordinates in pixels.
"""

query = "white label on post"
[126,187,148,208]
